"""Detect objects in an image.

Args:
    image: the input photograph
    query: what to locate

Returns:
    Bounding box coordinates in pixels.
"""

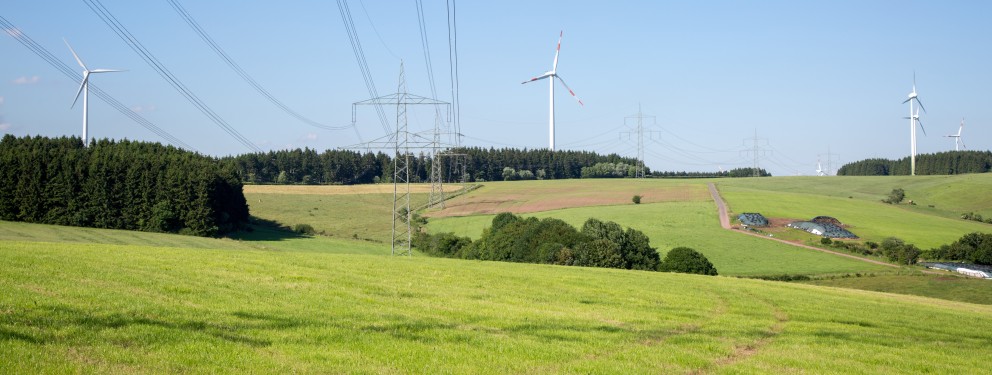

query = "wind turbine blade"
[71,73,88,108]
[90,69,125,73]
[63,38,87,70]
[555,75,583,106]
[521,74,551,84]
[917,118,926,136]
[552,30,562,72]
[902,97,911,104]
[915,98,926,113]
[959,118,965,136]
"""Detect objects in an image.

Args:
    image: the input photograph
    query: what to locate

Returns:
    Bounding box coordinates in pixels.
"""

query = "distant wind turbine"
[944,118,966,151]
[66,39,124,146]
[522,31,583,151]
[816,159,825,176]
[902,73,926,175]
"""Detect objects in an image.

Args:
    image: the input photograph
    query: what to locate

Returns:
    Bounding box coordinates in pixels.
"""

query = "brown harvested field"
[425,179,710,218]
[244,183,468,195]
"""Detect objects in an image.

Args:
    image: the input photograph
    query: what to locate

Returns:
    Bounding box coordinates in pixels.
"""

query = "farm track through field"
[707,183,903,270]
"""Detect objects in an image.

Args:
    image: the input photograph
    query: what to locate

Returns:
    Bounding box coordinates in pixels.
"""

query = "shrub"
[658,247,718,275]
[820,237,832,245]
[292,223,316,235]
[882,188,905,204]
[632,195,642,204]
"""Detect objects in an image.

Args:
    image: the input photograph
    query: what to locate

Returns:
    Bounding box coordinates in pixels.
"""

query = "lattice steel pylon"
[428,113,446,209]
[619,104,658,178]
[342,62,451,256]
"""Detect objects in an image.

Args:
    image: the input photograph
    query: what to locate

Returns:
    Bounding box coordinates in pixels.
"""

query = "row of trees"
[221,147,643,185]
[413,213,718,275]
[837,151,992,176]
[0,135,249,236]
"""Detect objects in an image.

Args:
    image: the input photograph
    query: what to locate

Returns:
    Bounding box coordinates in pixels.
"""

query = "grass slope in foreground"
[2,241,990,373]
[428,201,890,276]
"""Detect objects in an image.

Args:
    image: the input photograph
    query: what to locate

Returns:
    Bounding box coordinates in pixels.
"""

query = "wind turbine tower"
[945,118,966,151]
[902,73,927,176]
[66,39,124,146]
[522,31,583,151]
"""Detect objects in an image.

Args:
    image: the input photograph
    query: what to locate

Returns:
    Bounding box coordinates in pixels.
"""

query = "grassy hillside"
[716,174,992,220]
[0,220,389,256]
[805,274,992,305]
[716,177,992,249]
[2,240,991,373]
[427,201,890,276]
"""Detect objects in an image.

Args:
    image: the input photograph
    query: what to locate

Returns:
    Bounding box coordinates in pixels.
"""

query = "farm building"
[920,263,992,279]
[738,213,769,227]
[787,220,858,239]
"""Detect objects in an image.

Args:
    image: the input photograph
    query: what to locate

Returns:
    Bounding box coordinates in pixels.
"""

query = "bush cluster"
[925,232,992,265]
[961,212,992,225]
[0,135,248,236]
[416,213,671,271]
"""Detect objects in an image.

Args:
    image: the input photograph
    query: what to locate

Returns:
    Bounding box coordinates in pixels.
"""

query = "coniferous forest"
[0,135,248,236]
[837,151,992,176]
[220,147,643,184]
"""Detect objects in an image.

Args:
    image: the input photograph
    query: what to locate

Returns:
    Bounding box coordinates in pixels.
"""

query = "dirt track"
[707,183,902,269]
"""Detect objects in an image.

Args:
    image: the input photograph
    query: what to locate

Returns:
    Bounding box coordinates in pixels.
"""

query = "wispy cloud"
[0,96,5,106]
[0,120,11,131]
[12,76,40,85]
[3,28,23,38]
[301,132,318,142]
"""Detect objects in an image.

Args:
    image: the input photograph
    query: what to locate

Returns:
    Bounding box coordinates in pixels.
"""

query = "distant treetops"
[414,212,717,275]
[838,150,992,176]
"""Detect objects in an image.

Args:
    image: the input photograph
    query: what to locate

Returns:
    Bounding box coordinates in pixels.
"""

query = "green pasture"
[427,201,890,276]
[2,240,991,373]
[244,191,429,244]
[716,174,992,220]
[718,186,991,249]
[806,274,992,305]
[0,220,389,256]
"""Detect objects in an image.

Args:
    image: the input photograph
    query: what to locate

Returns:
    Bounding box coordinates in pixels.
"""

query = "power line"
[336,0,392,136]
[83,0,262,152]
[1,16,195,150]
[446,0,461,146]
[166,0,352,131]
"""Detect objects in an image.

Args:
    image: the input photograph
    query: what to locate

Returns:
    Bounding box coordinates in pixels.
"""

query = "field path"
[707,183,900,269]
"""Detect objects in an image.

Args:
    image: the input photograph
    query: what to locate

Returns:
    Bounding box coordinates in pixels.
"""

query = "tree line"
[0,135,249,236]
[220,147,643,184]
[222,147,772,185]
[837,151,992,176]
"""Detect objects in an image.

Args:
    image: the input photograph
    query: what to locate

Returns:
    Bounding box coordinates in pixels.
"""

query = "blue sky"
[2,1,990,175]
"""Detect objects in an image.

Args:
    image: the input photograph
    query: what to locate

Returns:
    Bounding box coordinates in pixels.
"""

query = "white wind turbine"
[902,73,926,175]
[66,39,124,146]
[944,118,966,151]
[816,159,825,176]
[522,31,583,151]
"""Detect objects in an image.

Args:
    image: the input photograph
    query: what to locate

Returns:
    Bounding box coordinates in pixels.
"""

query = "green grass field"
[717,179,992,249]
[2,240,991,373]
[4,176,992,372]
[427,201,891,276]
[805,273,992,305]
[0,220,390,256]
[715,174,992,220]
